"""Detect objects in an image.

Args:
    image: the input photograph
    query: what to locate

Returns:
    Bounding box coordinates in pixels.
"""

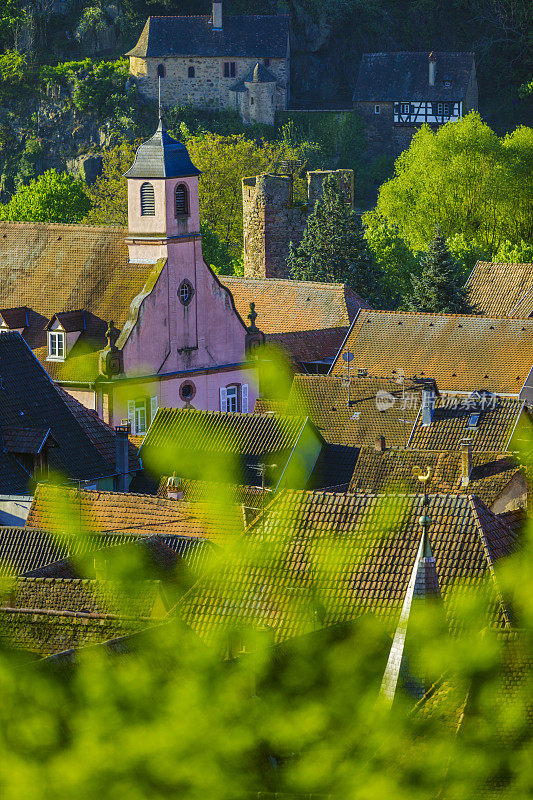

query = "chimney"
[115,421,130,492]
[166,474,183,501]
[212,1,222,30]
[429,52,436,87]
[460,439,473,486]
[421,386,435,426]
[374,435,386,453]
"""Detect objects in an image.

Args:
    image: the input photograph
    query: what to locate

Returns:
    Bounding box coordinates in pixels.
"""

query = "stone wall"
[243,169,354,279]
[130,56,289,112]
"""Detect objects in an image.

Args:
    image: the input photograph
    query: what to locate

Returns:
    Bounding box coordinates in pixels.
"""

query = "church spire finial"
[158,74,162,122]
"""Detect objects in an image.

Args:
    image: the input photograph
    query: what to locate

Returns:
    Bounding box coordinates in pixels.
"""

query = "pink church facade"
[99,120,259,433]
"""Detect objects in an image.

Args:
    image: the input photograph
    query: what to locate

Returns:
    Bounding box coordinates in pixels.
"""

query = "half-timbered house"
[353,51,478,155]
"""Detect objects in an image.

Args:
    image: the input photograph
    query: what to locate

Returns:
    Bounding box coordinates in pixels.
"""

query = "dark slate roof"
[352,52,475,102]
[230,62,278,92]
[124,120,201,179]
[1,426,53,454]
[0,332,140,490]
[45,310,86,333]
[126,14,290,59]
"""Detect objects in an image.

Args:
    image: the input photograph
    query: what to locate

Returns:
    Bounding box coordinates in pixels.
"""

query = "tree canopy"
[287,174,382,301]
[366,113,533,257]
[405,227,472,314]
[0,168,90,223]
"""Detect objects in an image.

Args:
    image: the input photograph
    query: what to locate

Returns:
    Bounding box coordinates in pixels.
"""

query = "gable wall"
[130,56,288,110]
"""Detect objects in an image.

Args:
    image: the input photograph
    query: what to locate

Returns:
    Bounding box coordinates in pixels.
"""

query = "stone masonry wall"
[130,56,288,111]
[243,169,354,279]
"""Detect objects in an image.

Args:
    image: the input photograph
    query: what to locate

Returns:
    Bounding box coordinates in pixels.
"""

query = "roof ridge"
[359,309,533,322]
[0,220,126,233]
[222,277,345,289]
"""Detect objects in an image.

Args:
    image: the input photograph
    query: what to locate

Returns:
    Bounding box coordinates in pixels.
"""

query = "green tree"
[0,169,90,223]
[181,128,314,259]
[406,227,472,313]
[363,211,419,305]
[85,140,136,225]
[287,174,382,301]
[371,113,533,257]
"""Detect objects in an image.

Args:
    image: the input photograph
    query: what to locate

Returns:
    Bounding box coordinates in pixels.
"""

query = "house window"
[220,384,248,413]
[250,97,254,105]
[178,279,194,306]
[157,63,165,78]
[401,102,410,115]
[374,104,380,114]
[175,183,189,216]
[128,396,157,435]
[223,62,236,78]
[443,80,451,87]
[48,331,65,360]
[188,66,195,78]
[140,182,155,216]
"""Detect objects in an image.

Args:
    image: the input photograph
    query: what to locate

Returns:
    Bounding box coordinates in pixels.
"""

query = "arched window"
[140,182,155,216]
[157,63,165,78]
[175,183,189,216]
[188,66,195,78]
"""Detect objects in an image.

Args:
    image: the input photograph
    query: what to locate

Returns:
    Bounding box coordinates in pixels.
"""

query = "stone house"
[353,51,478,155]
[0,119,261,433]
[126,2,290,125]
[242,169,354,279]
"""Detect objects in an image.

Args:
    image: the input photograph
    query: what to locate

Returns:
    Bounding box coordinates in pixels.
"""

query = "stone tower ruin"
[242,169,354,279]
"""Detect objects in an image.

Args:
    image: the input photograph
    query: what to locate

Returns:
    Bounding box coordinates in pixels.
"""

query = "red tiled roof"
[222,277,368,334]
[466,261,533,318]
[331,310,533,395]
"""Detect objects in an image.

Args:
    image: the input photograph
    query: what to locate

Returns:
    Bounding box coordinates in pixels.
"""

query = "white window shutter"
[150,395,158,424]
[241,383,248,413]
[220,386,227,412]
[127,400,135,435]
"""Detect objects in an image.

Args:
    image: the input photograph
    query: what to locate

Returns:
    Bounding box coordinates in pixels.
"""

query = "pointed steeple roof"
[124,119,201,179]
[380,513,441,708]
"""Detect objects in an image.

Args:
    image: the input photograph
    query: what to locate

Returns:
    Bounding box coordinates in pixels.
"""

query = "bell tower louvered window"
[140,182,155,216]
[175,183,189,216]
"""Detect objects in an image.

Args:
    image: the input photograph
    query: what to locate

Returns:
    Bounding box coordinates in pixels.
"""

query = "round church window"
[178,279,194,306]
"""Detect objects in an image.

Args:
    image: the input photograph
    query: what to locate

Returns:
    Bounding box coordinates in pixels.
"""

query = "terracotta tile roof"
[266,328,350,370]
[253,399,288,414]
[284,375,428,447]
[0,576,166,619]
[0,607,154,656]
[407,396,530,452]
[348,448,525,508]
[26,484,214,539]
[331,310,533,395]
[466,261,533,318]
[126,14,290,59]
[180,491,517,645]
[307,443,361,492]
[222,277,368,334]
[0,222,161,381]
[0,332,138,490]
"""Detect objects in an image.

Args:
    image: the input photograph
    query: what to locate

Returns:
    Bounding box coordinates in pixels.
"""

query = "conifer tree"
[406,228,472,314]
[287,174,382,301]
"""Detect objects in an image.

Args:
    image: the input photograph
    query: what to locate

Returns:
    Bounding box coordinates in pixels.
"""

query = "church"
[0,120,261,434]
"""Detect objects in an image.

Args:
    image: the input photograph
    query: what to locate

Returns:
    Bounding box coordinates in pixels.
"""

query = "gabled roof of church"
[353,51,475,102]
[124,119,201,180]
[126,14,290,59]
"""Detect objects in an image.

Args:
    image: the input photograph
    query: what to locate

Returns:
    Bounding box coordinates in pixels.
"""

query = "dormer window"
[157,63,165,78]
[140,182,155,216]
[48,331,65,360]
[175,183,189,216]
